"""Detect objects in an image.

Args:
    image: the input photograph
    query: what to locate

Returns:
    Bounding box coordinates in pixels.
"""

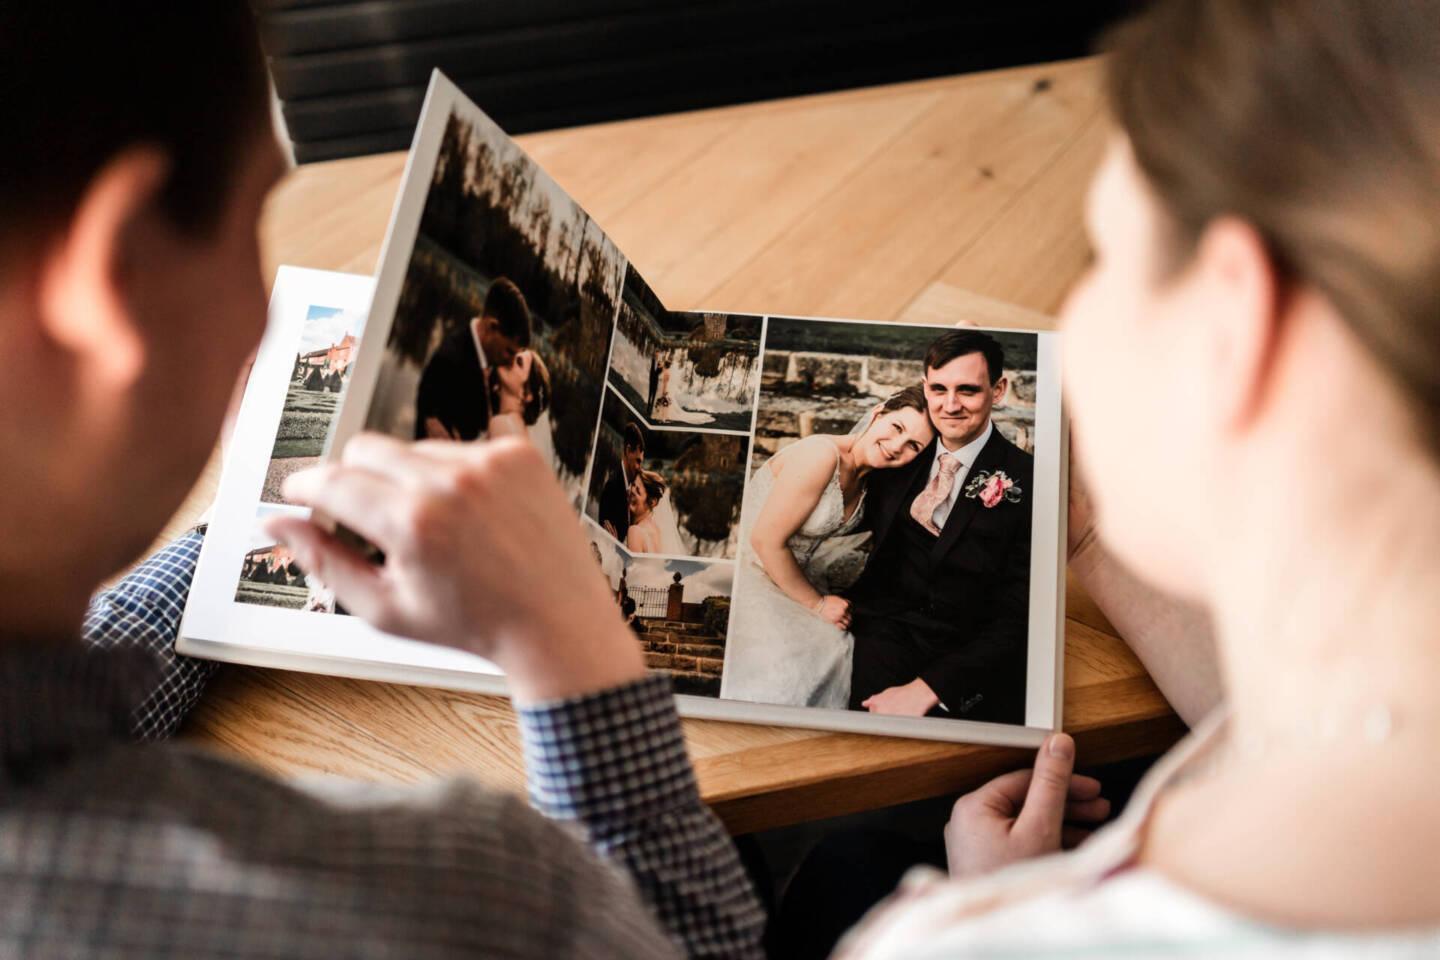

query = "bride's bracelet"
[813,595,827,614]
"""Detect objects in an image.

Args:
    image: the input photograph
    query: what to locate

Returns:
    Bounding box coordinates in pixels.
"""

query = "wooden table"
[171,54,1185,835]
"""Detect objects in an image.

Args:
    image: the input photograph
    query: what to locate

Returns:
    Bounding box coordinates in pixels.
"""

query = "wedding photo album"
[179,71,1066,746]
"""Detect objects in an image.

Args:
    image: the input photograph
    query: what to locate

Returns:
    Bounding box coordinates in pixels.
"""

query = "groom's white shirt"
[468,320,494,421]
[925,419,993,531]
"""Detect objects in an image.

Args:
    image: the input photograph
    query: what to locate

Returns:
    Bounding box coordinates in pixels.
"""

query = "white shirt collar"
[469,319,489,371]
[933,419,993,472]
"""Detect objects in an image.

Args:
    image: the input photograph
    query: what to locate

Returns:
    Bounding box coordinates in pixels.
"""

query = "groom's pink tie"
[910,456,961,536]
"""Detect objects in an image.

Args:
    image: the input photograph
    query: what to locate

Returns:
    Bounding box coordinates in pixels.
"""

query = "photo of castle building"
[294,332,357,380]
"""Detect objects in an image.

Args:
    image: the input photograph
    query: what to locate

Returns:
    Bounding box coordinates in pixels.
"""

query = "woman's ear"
[1193,216,1283,433]
[37,146,171,390]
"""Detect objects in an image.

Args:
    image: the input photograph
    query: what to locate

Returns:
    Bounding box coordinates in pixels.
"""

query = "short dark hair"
[923,330,1006,386]
[483,277,531,347]
[1,4,269,245]
[623,423,645,453]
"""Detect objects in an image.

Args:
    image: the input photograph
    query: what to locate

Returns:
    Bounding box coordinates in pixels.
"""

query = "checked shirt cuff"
[518,673,693,826]
[83,530,217,741]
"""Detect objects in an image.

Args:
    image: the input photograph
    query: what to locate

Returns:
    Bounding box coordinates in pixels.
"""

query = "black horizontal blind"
[261,0,1139,163]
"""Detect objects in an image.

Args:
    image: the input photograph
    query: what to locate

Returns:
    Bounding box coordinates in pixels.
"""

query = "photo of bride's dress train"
[650,355,729,426]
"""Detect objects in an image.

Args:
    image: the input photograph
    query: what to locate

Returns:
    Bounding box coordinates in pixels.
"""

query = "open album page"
[182,71,1064,745]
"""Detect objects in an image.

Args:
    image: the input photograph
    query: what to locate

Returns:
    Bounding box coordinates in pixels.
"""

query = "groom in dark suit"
[413,277,530,442]
[599,422,646,543]
[845,330,1034,725]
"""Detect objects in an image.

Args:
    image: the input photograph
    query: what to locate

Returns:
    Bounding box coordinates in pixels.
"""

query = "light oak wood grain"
[935,114,1107,315]
[175,54,1186,834]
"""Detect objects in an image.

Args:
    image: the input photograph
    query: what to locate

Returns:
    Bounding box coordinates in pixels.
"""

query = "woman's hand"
[265,422,645,704]
[944,733,1109,879]
[816,594,852,628]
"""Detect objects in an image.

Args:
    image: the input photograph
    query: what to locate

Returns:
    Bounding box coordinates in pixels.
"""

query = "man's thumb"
[1015,732,1075,844]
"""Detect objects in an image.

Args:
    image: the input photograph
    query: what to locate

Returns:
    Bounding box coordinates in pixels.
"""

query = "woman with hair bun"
[820,0,1440,955]
[625,468,670,554]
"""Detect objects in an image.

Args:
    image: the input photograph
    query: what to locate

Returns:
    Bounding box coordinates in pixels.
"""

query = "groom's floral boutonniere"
[964,470,1022,508]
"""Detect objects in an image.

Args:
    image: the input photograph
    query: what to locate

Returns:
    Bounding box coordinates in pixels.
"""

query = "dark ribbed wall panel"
[261,1,1139,164]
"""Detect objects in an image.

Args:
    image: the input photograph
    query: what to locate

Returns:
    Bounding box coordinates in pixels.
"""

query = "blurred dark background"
[260,0,1144,163]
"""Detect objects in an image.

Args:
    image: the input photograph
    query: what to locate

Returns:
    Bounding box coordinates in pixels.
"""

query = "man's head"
[921,330,1008,450]
[473,277,531,368]
[0,4,279,630]
[622,423,646,479]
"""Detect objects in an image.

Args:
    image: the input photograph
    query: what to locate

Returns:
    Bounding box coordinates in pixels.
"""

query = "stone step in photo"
[669,671,722,698]
[647,652,725,675]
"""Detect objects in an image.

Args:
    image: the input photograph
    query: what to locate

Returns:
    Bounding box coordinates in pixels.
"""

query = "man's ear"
[991,375,1009,405]
[1193,216,1282,431]
[37,146,171,389]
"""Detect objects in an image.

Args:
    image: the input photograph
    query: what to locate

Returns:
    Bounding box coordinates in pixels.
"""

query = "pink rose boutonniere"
[963,470,1023,508]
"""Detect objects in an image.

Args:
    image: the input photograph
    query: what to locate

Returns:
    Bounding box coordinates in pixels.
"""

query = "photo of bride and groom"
[721,325,1037,726]
[357,104,625,507]
[411,276,552,445]
[585,388,746,560]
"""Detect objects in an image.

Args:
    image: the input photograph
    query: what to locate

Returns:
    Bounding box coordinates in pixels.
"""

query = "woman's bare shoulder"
[769,435,841,484]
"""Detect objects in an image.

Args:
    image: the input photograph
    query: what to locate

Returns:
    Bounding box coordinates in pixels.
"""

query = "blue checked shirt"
[0,534,766,958]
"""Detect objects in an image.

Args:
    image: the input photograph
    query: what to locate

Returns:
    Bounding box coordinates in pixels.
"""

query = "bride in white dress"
[651,351,716,426]
[721,385,934,708]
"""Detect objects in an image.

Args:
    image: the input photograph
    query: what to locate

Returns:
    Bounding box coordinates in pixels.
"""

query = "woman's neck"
[1145,439,1440,927]
[1207,450,1440,737]
[834,434,871,483]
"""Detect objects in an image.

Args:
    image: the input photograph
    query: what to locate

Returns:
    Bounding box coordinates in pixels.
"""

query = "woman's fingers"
[1067,774,1103,801]
[1064,796,1111,823]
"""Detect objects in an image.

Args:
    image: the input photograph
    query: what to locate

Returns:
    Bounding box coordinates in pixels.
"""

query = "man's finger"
[282,464,404,550]
[263,516,390,623]
[340,433,433,483]
[1014,732,1076,844]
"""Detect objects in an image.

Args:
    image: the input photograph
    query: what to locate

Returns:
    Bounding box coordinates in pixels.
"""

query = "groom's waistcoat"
[850,427,1034,640]
[871,511,944,619]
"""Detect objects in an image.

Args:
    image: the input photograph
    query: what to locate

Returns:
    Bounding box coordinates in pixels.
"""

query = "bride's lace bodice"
[725,434,862,708]
[740,436,865,579]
